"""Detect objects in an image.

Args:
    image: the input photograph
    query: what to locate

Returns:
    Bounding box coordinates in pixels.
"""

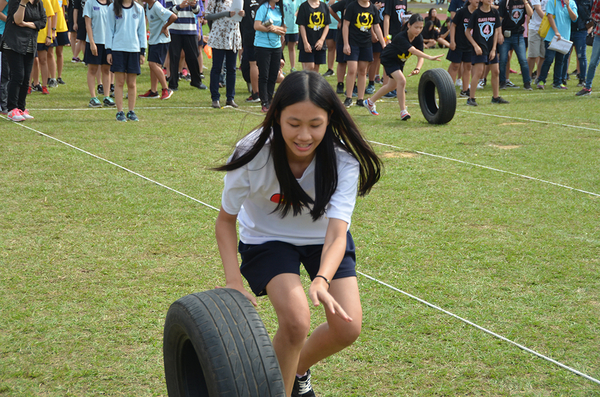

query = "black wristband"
[314,275,330,288]
[19,3,26,7]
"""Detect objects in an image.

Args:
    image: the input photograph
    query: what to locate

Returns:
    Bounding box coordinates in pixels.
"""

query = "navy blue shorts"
[243,41,256,62]
[37,42,50,52]
[326,28,337,41]
[148,43,169,65]
[84,42,109,65]
[345,45,373,62]
[239,231,357,296]
[55,31,70,46]
[110,50,141,74]
[285,33,299,43]
[372,41,383,54]
[336,40,346,63]
[471,53,499,65]
[383,60,404,77]
[298,47,326,64]
[446,49,471,64]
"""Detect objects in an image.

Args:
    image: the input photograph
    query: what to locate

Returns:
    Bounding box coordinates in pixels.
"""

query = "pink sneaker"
[400,109,411,121]
[22,109,34,119]
[365,98,379,116]
[8,109,25,122]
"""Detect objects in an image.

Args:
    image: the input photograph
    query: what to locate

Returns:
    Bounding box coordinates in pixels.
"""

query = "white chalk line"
[3,115,599,386]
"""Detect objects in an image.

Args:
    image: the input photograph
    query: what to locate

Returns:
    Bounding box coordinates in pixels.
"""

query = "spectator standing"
[498,0,533,89]
[0,0,9,114]
[296,0,330,72]
[561,0,590,86]
[240,0,260,102]
[527,0,548,78]
[576,0,599,95]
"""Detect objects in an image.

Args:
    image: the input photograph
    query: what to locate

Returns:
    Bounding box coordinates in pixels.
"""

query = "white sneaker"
[477,79,486,89]
[8,109,25,122]
[22,109,34,119]
[365,98,379,115]
[455,78,462,87]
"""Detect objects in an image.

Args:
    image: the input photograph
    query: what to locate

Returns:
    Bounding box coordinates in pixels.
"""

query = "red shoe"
[41,86,50,95]
[138,89,159,98]
[8,109,25,122]
[160,88,173,100]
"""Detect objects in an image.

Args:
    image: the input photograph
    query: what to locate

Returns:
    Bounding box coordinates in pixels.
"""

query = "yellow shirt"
[55,0,68,33]
[37,0,56,44]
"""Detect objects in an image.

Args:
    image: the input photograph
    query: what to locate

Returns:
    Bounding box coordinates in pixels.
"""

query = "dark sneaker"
[103,97,116,107]
[466,97,477,106]
[383,89,397,98]
[212,100,221,108]
[322,69,334,77]
[261,103,269,113]
[116,111,127,122]
[491,96,509,104]
[110,84,115,97]
[246,92,260,102]
[57,77,66,85]
[352,85,358,97]
[344,97,353,108]
[191,82,208,90]
[97,84,104,95]
[523,82,533,91]
[292,370,316,397]
[505,80,519,88]
[88,97,102,108]
[126,110,139,121]
[459,89,470,97]
[499,82,507,90]
[32,84,43,92]
[47,78,58,88]
[365,83,375,94]
[356,99,364,107]
[225,100,239,108]
[575,88,591,96]
[336,82,344,94]
[577,79,585,87]
[552,84,567,90]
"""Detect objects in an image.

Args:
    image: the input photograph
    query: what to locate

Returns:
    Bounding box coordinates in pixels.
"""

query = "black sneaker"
[344,97,353,108]
[460,89,470,97]
[523,82,533,91]
[246,92,260,102]
[499,82,507,90]
[336,82,344,94]
[491,96,509,104]
[505,80,519,88]
[97,84,104,95]
[322,69,334,77]
[356,99,365,107]
[57,77,66,85]
[466,97,477,106]
[292,370,316,397]
[32,84,43,92]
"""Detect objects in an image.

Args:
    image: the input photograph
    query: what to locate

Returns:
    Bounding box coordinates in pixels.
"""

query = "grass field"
[1,44,599,396]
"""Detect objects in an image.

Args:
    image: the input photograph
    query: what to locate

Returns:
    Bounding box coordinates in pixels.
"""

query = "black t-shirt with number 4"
[499,0,526,34]
[452,5,473,52]
[467,7,500,56]
[343,0,381,47]
[296,1,331,49]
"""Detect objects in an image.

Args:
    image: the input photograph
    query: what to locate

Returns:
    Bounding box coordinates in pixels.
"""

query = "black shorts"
[76,17,87,41]
[110,50,141,74]
[37,42,51,52]
[446,48,471,63]
[55,31,70,46]
[84,42,109,65]
[471,53,499,65]
[242,41,256,62]
[298,47,326,64]
[326,28,337,41]
[372,41,382,54]
[285,33,299,43]
[345,45,373,62]
[148,43,169,65]
[383,60,405,76]
[239,231,357,297]
[67,6,75,32]
[336,40,346,63]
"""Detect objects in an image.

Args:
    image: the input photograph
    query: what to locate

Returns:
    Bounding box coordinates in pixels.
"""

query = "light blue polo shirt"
[254,2,283,48]
[145,1,174,45]
[545,0,577,41]
[83,0,110,44]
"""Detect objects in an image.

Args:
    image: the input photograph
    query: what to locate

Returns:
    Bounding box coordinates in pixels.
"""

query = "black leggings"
[255,46,282,106]
[4,49,34,112]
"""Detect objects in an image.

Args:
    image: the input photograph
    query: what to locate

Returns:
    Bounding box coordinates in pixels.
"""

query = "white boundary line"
[3,116,599,386]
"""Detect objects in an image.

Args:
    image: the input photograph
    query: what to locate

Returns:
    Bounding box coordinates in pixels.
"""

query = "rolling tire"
[418,68,457,124]
[163,288,286,397]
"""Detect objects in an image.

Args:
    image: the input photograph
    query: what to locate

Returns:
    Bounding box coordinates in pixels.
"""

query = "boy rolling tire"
[418,68,456,124]
[163,288,286,397]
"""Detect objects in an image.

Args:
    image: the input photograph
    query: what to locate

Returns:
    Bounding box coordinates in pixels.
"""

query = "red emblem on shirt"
[270,193,285,204]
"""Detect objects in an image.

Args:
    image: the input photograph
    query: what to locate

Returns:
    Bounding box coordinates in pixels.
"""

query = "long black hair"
[401,12,424,32]
[215,71,382,221]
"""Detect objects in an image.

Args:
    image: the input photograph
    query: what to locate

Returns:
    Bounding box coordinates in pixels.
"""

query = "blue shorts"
[446,49,471,64]
[383,60,404,77]
[110,50,141,74]
[84,42,109,65]
[243,41,256,62]
[37,42,51,52]
[298,47,326,64]
[285,33,299,44]
[345,45,373,62]
[148,43,169,65]
[239,231,357,297]
[55,31,70,46]
[471,53,499,65]
[326,28,337,41]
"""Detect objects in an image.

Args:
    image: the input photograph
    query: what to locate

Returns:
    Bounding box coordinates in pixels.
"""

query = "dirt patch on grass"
[381,151,418,158]
[489,143,522,150]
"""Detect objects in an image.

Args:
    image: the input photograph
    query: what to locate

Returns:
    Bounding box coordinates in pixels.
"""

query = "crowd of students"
[0,0,598,123]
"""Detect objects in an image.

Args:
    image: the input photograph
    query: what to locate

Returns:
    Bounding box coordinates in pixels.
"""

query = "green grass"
[1,46,599,396]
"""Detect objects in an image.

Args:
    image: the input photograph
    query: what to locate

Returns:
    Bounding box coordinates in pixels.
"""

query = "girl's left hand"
[309,279,353,322]
[161,25,170,38]
[488,49,495,61]
[408,68,420,77]
[140,54,145,65]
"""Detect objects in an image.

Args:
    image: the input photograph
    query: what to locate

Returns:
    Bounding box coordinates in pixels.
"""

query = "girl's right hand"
[474,45,482,56]
[91,43,98,56]
[106,53,112,65]
[217,283,258,307]
[343,44,351,55]
[430,54,444,61]
[449,41,456,51]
